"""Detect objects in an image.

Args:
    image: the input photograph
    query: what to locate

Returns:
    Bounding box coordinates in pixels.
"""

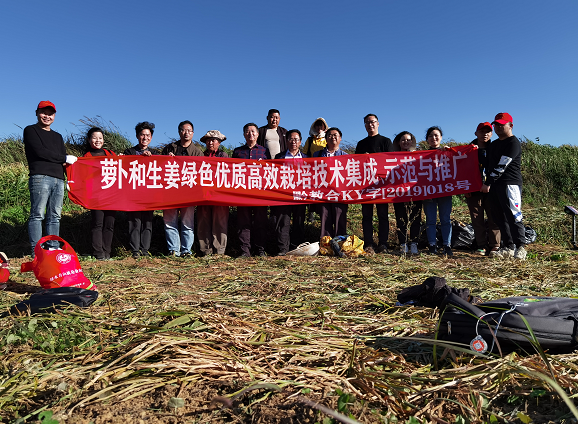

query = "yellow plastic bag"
[319,235,365,257]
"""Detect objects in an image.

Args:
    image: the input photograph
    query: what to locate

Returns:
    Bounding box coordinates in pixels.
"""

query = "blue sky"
[2,0,576,149]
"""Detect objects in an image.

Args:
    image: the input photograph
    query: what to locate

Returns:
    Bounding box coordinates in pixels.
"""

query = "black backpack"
[437,294,578,354]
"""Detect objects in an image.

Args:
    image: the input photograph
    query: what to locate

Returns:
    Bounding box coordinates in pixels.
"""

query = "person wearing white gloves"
[23,101,77,255]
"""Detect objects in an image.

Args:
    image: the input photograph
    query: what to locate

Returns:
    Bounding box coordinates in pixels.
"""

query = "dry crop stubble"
[1,249,578,423]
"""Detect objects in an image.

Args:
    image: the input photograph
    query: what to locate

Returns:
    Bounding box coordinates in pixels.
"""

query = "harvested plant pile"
[1,248,578,423]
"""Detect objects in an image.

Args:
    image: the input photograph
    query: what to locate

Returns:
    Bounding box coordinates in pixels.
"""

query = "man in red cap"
[465,122,501,256]
[481,113,526,260]
[23,101,77,256]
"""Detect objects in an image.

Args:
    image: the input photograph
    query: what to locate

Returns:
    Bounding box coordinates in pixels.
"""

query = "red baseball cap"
[492,113,512,125]
[476,122,492,132]
[37,101,56,112]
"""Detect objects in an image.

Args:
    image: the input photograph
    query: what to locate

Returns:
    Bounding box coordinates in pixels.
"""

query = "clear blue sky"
[2,0,576,149]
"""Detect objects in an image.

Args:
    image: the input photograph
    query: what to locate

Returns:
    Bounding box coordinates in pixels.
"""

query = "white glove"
[65,155,77,164]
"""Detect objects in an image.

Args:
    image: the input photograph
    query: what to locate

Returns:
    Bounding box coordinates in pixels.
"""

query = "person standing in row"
[303,117,329,223]
[422,126,453,257]
[355,114,393,254]
[161,121,203,257]
[197,130,229,256]
[257,109,287,160]
[83,127,117,260]
[233,123,271,257]
[314,127,348,238]
[274,129,307,255]
[23,101,77,256]
[124,121,157,258]
[466,122,501,256]
[392,131,422,255]
[481,113,526,260]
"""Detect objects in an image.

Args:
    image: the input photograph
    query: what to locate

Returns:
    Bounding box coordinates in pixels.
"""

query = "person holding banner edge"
[83,127,117,260]
[23,101,77,256]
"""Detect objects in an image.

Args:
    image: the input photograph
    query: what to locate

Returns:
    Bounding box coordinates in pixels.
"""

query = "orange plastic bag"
[21,236,96,290]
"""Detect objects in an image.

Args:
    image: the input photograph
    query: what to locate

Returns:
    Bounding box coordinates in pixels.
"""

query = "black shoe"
[240,252,251,258]
[376,244,388,253]
[257,251,267,257]
[443,246,454,257]
[181,252,192,258]
[277,251,287,257]
[132,252,140,259]
[141,251,151,258]
[428,245,437,255]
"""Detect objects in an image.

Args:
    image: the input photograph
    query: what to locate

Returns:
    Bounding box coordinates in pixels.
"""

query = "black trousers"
[275,204,306,254]
[237,206,267,255]
[361,203,389,247]
[128,210,153,254]
[320,203,348,238]
[91,209,116,259]
[490,184,525,248]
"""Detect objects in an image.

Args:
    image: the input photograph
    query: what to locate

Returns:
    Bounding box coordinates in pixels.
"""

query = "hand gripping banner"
[66,145,481,211]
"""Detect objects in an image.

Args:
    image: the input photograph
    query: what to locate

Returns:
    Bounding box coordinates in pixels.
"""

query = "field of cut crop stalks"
[2,124,578,423]
[2,240,578,424]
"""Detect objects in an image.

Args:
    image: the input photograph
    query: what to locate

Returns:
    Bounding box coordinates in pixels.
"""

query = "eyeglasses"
[365,120,378,125]
[288,138,301,142]
[327,134,340,139]
[179,129,193,133]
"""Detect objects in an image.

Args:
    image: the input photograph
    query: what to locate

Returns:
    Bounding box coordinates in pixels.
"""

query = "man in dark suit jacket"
[257,109,287,160]
[273,129,307,255]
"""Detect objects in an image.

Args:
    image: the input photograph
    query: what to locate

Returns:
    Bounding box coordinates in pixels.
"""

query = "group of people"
[22,102,527,260]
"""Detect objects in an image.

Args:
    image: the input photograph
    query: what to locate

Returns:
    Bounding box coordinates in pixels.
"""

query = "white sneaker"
[495,247,515,259]
[400,244,408,254]
[410,243,419,255]
[514,246,527,260]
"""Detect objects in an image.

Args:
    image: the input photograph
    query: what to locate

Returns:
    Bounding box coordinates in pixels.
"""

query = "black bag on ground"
[437,293,578,354]
[4,287,99,316]
[451,222,475,249]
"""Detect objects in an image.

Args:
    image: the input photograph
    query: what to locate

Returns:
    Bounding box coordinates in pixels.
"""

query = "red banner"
[66,145,481,211]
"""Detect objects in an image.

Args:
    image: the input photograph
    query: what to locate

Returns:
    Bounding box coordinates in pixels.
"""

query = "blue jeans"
[163,207,195,255]
[423,196,452,246]
[28,175,64,254]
